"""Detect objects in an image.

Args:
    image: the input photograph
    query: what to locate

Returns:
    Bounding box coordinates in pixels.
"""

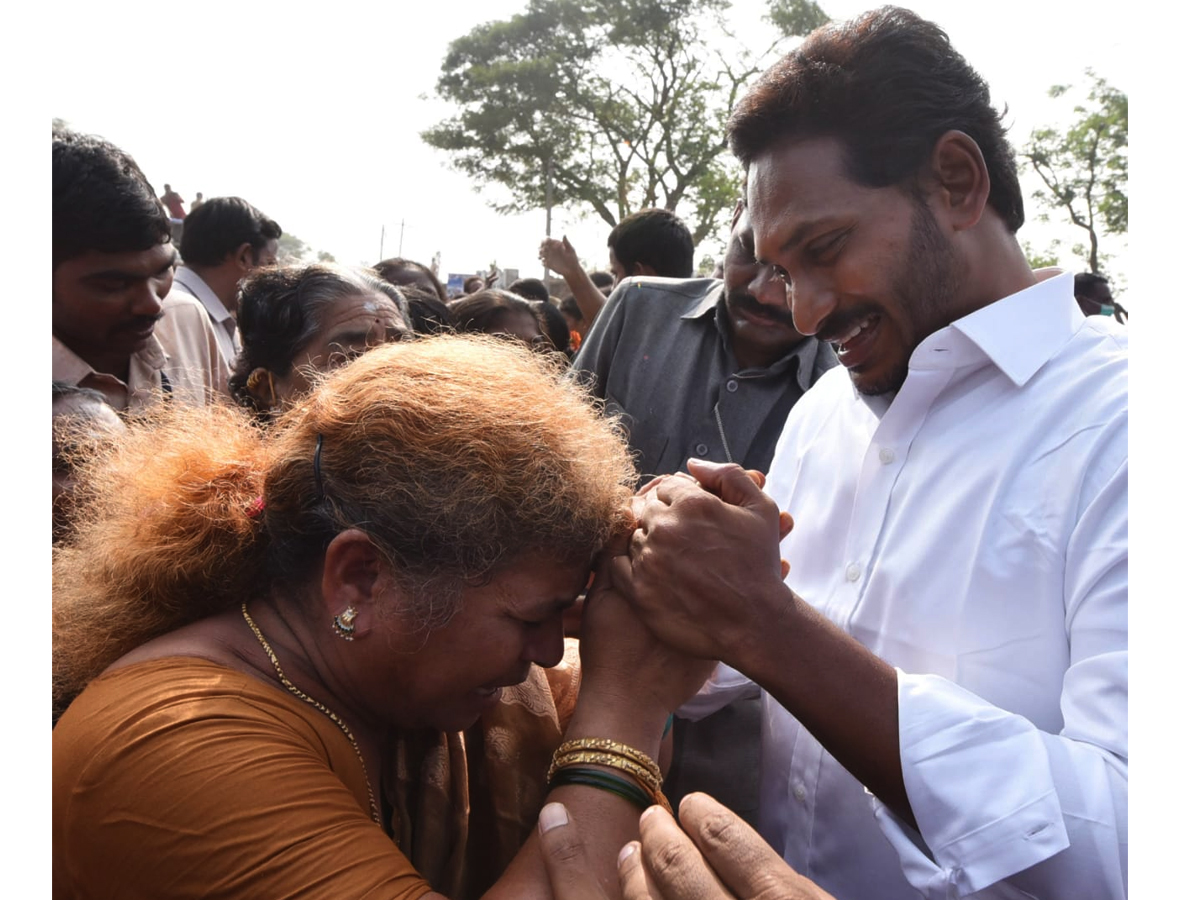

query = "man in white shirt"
[175,196,281,367]
[617,8,1126,900]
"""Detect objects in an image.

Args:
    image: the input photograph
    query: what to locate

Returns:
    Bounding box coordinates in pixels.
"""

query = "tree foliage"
[423,0,828,249]
[1022,71,1126,274]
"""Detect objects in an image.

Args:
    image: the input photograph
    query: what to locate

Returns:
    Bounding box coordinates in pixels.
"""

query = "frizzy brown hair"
[53,335,636,708]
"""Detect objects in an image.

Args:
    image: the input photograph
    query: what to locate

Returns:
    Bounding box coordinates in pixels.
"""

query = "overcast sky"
[43,0,1131,288]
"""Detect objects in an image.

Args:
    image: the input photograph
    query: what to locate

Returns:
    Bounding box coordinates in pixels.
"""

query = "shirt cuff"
[876,669,1070,897]
[675,662,757,720]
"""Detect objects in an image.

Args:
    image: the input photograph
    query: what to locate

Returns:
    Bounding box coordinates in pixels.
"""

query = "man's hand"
[618,795,838,900]
[540,236,583,278]
[613,460,795,666]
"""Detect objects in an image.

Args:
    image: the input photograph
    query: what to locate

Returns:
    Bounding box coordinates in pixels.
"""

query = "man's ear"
[321,530,385,639]
[927,130,990,231]
[235,242,257,272]
[631,261,657,277]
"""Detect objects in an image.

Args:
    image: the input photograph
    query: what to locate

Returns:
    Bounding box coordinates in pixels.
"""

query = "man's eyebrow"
[761,215,843,263]
[82,269,139,281]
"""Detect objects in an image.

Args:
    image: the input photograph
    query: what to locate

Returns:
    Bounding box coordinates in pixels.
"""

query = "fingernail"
[640,805,663,824]
[618,843,637,866]
[539,802,569,834]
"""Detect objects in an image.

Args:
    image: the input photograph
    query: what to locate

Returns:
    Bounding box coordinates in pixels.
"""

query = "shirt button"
[879,447,895,464]
[846,562,861,582]
[695,443,709,456]
[791,782,807,802]
[726,379,739,392]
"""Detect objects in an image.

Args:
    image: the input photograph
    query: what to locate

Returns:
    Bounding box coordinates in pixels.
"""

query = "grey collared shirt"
[573,276,836,482]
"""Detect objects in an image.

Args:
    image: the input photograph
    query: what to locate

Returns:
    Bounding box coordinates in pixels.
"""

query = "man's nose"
[130,280,165,318]
[749,264,787,310]
[787,270,837,337]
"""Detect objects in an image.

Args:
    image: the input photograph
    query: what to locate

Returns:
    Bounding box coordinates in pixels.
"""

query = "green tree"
[423,0,828,250]
[1022,71,1126,274]
[278,232,311,263]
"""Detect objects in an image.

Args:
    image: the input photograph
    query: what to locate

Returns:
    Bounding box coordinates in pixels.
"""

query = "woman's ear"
[927,129,990,231]
[245,368,278,410]
[321,530,384,640]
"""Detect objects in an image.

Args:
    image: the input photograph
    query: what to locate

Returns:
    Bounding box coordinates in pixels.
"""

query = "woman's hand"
[579,534,715,719]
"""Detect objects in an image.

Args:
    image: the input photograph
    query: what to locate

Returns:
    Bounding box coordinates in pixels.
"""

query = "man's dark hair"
[559,295,583,323]
[1074,272,1109,299]
[508,277,552,304]
[180,197,282,267]
[607,209,695,278]
[588,270,615,290]
[1074,271,1127,323]
[374,257,449,304]
[727,6,1024,233]
[52,129,171,268]
[534,300,572,356]
[398,285,456,335]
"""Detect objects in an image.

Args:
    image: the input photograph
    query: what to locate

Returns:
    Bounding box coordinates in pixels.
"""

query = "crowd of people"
[51,6,1127,900]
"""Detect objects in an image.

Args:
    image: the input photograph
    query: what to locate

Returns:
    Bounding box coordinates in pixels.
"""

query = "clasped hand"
[610,460,795,666]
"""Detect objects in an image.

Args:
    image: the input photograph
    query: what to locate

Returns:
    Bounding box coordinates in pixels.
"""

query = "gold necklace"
[241,602,382,826]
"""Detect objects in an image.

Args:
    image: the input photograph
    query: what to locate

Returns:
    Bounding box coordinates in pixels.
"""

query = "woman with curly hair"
[54,336,711,899]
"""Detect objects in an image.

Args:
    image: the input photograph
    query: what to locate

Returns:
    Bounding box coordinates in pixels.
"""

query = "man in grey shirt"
[572,204,836,823]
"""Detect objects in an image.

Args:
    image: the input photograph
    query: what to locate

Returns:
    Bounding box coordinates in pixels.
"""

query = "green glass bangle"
[548,766,654,811]
[663,713,674,737]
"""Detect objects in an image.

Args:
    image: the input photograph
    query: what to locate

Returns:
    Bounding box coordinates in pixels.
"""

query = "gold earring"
[332,606,358,641]
[246,370,278,407]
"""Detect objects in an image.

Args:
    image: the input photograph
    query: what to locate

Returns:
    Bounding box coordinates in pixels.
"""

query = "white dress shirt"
[686,271,1127,899]
[172,265,240,367]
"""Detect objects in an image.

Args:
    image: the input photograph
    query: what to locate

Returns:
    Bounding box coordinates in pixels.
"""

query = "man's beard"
[860,199,965,396]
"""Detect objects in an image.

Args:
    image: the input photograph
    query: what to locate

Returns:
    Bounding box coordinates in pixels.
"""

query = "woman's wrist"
[566,690,667,761]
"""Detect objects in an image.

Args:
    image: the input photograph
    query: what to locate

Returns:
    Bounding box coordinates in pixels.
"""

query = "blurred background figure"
[228,263,411,418]
[373,256,448,304]
[507,277,551,304]
[1074,271,1127,323]
[191,192,204,212]
[176,197,283,367]
[52,382,127,545]
[160,184,186,220]
[450,289,546,349]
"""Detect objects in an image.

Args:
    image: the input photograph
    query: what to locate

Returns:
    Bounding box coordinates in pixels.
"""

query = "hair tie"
[245,496,265,519]
[313,434,325,501]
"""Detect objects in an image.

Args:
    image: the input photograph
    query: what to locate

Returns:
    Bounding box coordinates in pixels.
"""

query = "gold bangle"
[549,750,661,791]
[554,738,662,784]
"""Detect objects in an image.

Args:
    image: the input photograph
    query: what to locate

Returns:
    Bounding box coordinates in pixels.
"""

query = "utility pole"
[398,219,406,258]
[543,156,553,282]
[378,224,385,262]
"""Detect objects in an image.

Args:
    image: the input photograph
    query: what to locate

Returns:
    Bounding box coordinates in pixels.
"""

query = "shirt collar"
[909,269,1082,388]
[52,333,168,382]
[174,266,233,326]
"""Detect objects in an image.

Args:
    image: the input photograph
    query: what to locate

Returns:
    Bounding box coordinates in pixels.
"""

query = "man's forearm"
[732,589,916,828]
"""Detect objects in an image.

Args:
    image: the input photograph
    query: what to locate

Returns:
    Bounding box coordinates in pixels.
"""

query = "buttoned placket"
[784,343,961,865]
